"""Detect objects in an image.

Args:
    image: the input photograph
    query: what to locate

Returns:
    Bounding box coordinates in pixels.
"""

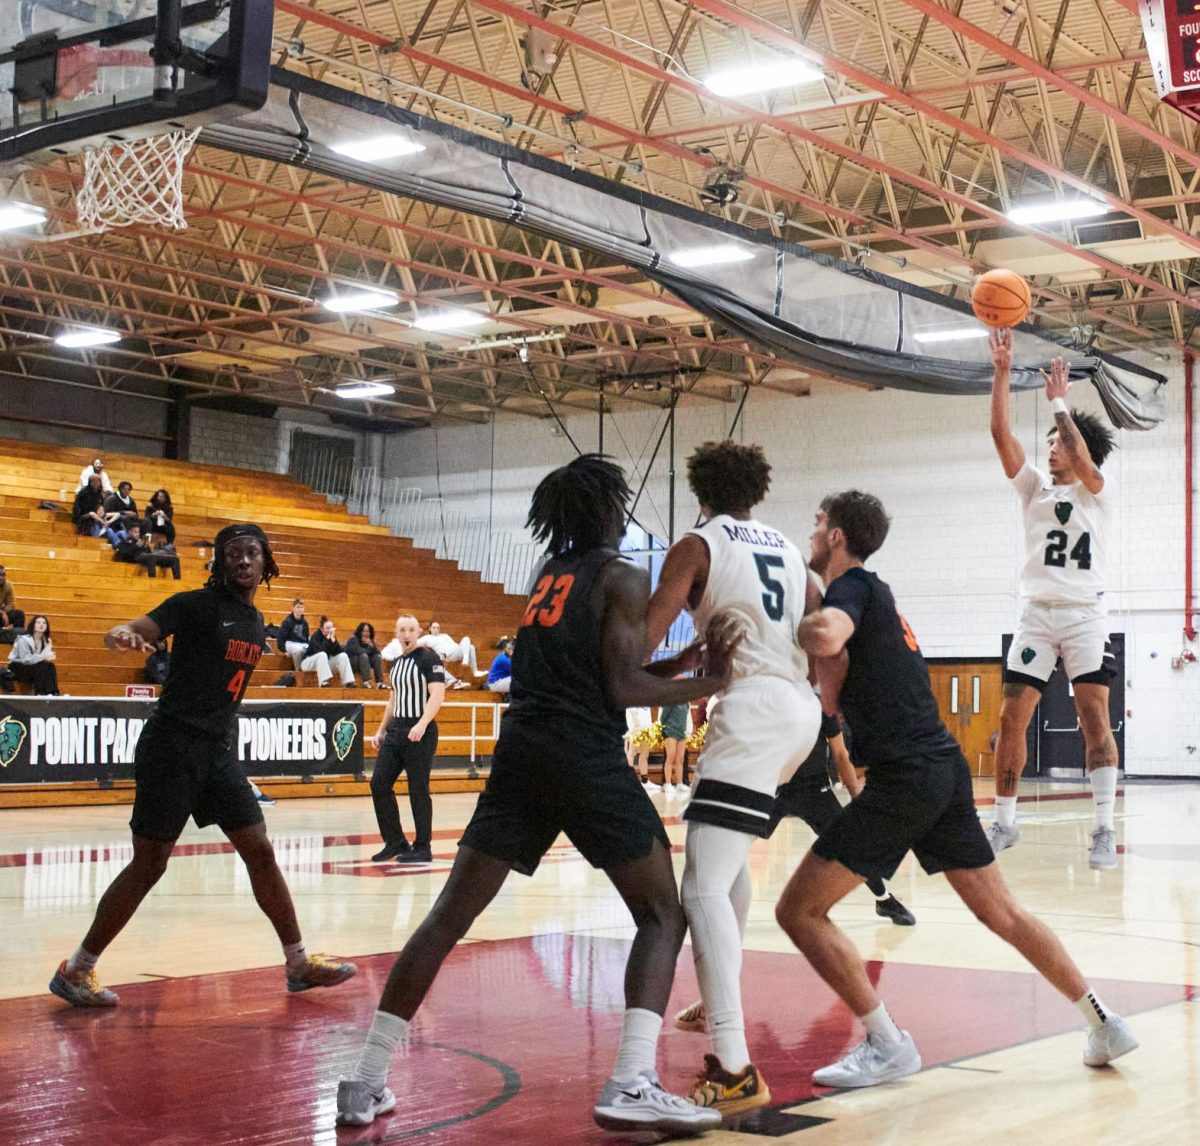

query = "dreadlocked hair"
[526,454,632,556]
[1050,410,1117,468]
[205,524,280,591]
[686,439,771,516]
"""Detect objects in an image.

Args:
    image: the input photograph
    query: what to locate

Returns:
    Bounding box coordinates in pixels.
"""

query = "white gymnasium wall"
[380,355,1199,776]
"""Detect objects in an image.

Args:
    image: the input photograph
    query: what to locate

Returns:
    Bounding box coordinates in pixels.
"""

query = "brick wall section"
[382,353,1198,775]
[187,408,284,473]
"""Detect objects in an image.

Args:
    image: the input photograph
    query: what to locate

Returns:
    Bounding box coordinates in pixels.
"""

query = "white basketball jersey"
[687,515,811,686]
[1013,462,1111,605]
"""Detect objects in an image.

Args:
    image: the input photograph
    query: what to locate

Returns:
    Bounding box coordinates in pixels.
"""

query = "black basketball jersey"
[822,568,958,766]
[506,547,627,741]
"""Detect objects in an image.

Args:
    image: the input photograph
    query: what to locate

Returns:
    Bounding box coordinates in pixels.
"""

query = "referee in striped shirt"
[369,614,447,864]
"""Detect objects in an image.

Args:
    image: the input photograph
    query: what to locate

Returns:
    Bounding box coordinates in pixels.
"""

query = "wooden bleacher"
[0,438,525,806]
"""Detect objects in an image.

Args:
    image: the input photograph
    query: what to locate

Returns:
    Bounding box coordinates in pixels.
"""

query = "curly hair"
[1050,410,1117,468]
[527,454,631,555]
[686,440,772,516]
[205,523,280,592]
[820,490,890,561]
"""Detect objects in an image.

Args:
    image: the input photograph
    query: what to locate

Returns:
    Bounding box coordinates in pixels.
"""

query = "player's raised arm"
[104,615,161,653]
[797,605,855,658]
[1041,357,1105,494]
[989,328,1026,479]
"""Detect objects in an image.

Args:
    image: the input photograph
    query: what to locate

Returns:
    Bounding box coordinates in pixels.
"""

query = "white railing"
[362,699,506,769]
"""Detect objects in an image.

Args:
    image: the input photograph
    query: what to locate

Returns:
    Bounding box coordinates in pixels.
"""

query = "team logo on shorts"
[0,715,27,768]
[332,716,358,762]
[1054,502,1073,525]
[1020,648,1037,665]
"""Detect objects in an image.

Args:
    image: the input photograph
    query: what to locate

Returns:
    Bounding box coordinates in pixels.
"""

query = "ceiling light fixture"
[912,328,989,344]
[334,381,396,399]
[330,136,426,162]
[412,309,489,332]
[669,244,755,268]
[0,203,47,232]
[457,331,564,352]
[703,58,823,98]
[321,288,399,313]
[55,327,121,348]
[1006,198,1107,226]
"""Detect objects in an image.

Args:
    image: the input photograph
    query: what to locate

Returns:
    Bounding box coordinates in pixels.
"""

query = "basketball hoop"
[75,127,199,231]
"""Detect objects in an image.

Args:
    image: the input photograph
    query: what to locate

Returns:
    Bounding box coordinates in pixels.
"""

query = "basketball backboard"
[0,0,271,165]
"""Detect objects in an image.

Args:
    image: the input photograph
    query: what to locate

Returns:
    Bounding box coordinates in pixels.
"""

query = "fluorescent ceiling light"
[331,136,426,162]
[335,381,396,399]
[458,332,565,352]
[913,328,989,344]
[321,288,399,313]
[0,203,47,232]
[55,327,121,348]
[1006,199,1107,226]
[704,58,823,98]
[413,309,489,332]
[669,244,756,268]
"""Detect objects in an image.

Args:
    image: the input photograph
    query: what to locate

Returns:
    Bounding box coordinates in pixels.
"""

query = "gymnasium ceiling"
[1,0,1198,427]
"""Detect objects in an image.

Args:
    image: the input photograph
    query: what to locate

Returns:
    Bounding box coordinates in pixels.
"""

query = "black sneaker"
[394,845,433,864]
[371,842,410,862]
[875,894,916,926]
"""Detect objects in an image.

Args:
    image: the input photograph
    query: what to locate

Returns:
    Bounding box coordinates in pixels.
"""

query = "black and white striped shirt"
[389,647,447,720]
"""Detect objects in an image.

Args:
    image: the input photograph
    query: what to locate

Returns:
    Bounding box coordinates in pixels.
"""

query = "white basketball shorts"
[1005,600,1115,687]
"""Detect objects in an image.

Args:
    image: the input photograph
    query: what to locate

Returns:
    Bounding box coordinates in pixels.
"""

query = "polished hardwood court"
[1,780,1196,1145]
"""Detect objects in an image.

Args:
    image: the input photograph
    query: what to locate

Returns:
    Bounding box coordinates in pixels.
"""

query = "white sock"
[994,795,1018,829]
[861,1003,903,1046]
[1089,766,1118,831]
[283,941,307,970]
[1074,989,1110,1030]
[67,946,98,973]
[352,1010,410,1089]
[611,1007,662,1083]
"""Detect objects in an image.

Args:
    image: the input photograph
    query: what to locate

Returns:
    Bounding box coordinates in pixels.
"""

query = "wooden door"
[927,661,1003,776]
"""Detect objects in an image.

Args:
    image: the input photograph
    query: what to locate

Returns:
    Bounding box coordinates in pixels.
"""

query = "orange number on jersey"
[521,574,575,629]
[896,609,920,652]
[226,668,248,702]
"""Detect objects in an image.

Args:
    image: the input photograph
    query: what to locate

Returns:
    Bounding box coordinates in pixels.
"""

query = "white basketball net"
[76,128,200,231]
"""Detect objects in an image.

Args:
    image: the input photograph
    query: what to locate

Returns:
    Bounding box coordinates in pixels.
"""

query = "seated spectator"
[76,457,113,495]
[144,638,171,686]
[0,564,25,638]
[416,620,486,682]
[8,614,61,695]
[145,488,176,545]
[114,523,181,579]
[73,475,126,544]
[104,481,141,533]
[278,599,311,668]
[345,621,385,688]
[486,638,514,694]
[303,616,356,688]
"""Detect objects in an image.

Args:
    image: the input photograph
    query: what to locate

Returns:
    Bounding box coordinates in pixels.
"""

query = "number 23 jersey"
[687,514,811,687]
[1013,461,1112,606]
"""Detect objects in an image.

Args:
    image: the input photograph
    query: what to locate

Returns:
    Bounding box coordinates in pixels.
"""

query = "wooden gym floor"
[1,779,1196,1145]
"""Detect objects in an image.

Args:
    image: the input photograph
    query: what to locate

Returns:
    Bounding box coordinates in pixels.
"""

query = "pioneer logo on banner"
[0,699,364,784]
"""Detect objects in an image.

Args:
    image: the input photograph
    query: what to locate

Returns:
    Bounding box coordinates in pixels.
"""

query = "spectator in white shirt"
[76,458,113,495]
[416,621,486,682]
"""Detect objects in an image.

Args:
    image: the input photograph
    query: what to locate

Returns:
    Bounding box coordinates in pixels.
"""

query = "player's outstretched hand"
[673,637,706,673]
[988,328,1012,374]
[1041,356,1071,402]
[104,626,151,653]
[703,612,744,686]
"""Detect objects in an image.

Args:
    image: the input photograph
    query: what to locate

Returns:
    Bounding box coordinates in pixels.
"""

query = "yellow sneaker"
[688,1053,771,1117]
[674,999,707,1033]
[286,953,357,993]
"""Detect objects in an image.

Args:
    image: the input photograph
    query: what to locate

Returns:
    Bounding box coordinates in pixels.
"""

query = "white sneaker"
[1084,1015,1138,1066]
[336,1079,397,1126]
[643,780,662,793]
[985,820,1021,855]
[812,1032,921,1089]
[593,1071,721,1134]
[1089,827,1118,871]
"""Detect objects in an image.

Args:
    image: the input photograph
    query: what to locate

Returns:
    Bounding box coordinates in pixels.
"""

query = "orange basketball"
[971,269,1031,328]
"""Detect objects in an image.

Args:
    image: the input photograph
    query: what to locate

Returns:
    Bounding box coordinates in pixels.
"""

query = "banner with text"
[0,699,364,784]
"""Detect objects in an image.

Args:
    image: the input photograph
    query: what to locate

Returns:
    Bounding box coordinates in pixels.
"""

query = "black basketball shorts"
[130,718,264,843]
[812,748,993,883]
[460,719,671,876]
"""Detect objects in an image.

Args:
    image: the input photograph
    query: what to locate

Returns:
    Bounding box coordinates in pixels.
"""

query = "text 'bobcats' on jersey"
[1013,461,1112,605]
[687,515,811,686]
